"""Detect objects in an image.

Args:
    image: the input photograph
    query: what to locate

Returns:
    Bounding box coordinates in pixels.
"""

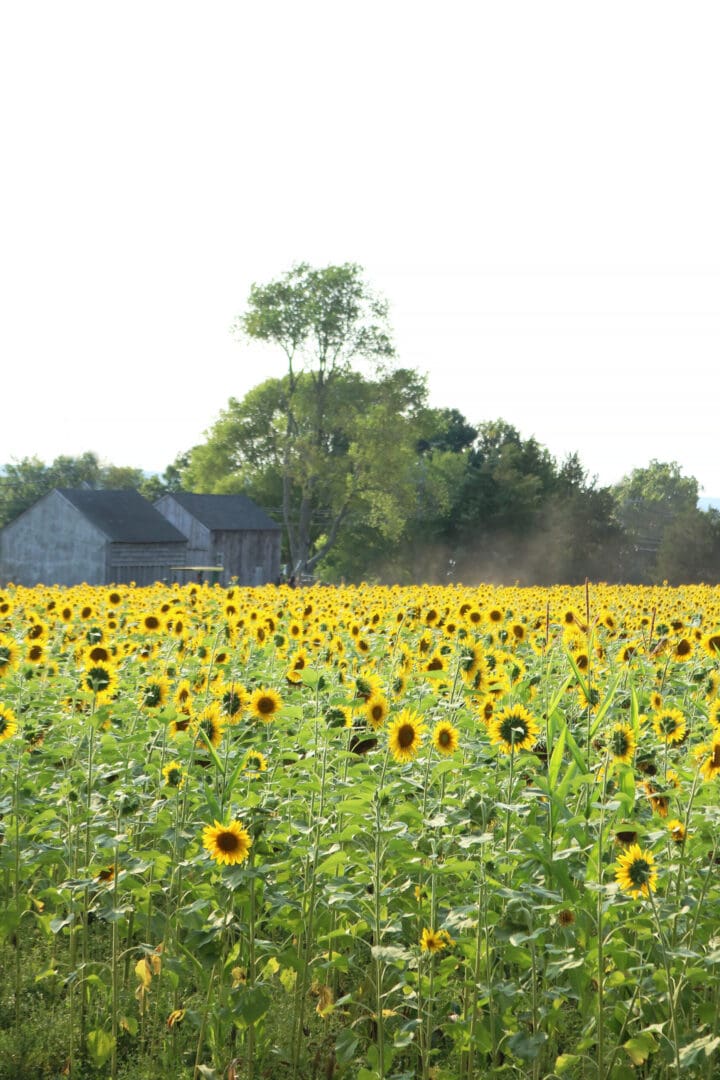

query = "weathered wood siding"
[212,529,281,585]
[0,490,107,586]
[153,497,211,565]
[154,495,282,585]
[107,542,189,586]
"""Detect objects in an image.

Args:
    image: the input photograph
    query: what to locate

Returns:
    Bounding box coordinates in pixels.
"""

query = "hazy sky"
[2,2,719,494]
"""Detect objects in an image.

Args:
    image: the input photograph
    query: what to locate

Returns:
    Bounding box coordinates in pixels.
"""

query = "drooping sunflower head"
[83,662,117,699]
[432,720,459,756]
[242,749,268,776]
[215,680,247,721]
[194,703,225,748]
[202,819,252,866]
[615,843,658,899]
[0,703,18,742]
[608,723,636,764]
[667,819,687,844]
[0,635,19,676]
[162,761,185,789]
[489,704,540,755]
[670,637,693,663]
[695,737,720,782]
[388,709,426,763]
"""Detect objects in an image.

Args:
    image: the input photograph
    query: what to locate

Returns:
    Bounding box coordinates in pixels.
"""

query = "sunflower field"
[1,580,720,1080]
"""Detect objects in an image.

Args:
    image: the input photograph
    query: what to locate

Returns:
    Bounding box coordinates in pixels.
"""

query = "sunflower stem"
[648,888,681,1080]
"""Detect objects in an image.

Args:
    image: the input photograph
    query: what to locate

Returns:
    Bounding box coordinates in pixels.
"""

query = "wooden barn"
[154,492,281,586]
[0,488,188,587]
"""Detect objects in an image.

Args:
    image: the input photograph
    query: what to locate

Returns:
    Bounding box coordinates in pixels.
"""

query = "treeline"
[3,414,719,587]
[3,262,719,586]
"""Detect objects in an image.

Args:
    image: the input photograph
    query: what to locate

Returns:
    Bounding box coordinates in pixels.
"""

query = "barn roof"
[163,492,281,532]
[57,489,187,543]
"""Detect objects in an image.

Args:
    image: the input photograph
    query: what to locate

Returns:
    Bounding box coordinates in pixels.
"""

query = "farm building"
[0,488,188,587]
[154,492,281,586]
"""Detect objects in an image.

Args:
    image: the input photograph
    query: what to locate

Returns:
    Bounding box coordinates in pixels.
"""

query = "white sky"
[1,1,719,495]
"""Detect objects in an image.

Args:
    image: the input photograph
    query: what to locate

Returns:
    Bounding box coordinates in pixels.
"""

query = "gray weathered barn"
[154,492,281,586]
[0,488,188,587]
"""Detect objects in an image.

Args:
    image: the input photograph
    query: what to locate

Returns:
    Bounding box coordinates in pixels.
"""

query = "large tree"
[612,460,700,582]
[231,263,404,574]
[183,366,453,577]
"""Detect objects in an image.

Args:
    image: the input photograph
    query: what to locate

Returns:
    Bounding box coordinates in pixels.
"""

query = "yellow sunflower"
[139,675,170,710]
[489,704,540,755]
[0,635,19,676]
[615,843,658,899]
[608,723,636,765]
[651,708,686,745]
[694,736,720,781]
[82,661,118,699]
[365,694,389,731]
[0,703,18,742]
[202,820,252,866]
[242,749,268,776]
[420,927,454,953]
[162,761,185,789]
[194,703,225,748]
[388,709,426,763]
[667,819,687,844]
[432,720,459,756]
[215,680,247,721]
[249,687,283,723]
[669,637,693,663]
[701,631,720,659]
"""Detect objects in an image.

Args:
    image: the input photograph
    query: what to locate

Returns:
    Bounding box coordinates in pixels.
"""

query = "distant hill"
[699,498,720,512]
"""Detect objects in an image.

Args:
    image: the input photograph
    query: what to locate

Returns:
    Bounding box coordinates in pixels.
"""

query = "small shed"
[0,488,188,587]
[154,492,281,586]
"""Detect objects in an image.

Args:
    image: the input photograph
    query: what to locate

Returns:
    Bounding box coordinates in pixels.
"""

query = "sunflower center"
[143,685,162,707]
[499,715,527,746]
[713,745,720,768]
[0,717,8,735]
[438,728,452,747]
[87,666,111,691]
[223,692,242,715]
[216,831,241,853]
[0,648,11,667]
[627,858,651,886]
[397,723,416,749]
[145,616,160,630]
[676,639,691,656]
[257,695,276,715]
[371,705,384,722]
[658,714,678,735]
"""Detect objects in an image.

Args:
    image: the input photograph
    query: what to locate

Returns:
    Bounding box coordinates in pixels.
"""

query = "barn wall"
[107,543,189,586]
[0,491,106,586]
[154,497,212,565]
[213,529,281,585]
